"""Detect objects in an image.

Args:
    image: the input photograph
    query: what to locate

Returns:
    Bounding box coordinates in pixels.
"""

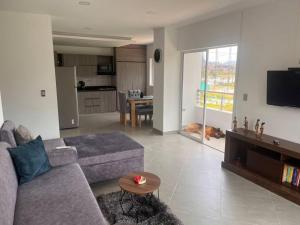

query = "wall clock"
[154,49,161,63]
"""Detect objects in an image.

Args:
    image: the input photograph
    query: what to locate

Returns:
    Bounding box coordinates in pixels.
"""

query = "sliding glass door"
[180,46,238,152]
[180,50,208,142]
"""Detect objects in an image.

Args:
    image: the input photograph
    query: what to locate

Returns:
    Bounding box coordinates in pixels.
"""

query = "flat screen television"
[267,70,300,107]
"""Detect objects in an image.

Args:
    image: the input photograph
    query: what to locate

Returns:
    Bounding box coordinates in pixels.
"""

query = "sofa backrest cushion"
[0,120,17,147]
[0,142,18,225]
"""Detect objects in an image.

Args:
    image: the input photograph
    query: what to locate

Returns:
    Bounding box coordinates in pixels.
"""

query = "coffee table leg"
[128,194,135,214]
[120,191,135,217]
[131,194,139,223]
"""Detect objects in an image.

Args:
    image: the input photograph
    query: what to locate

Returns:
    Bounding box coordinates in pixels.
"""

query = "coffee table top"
[119,172,161,196]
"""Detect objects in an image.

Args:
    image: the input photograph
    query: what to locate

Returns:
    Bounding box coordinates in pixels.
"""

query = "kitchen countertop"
[77,86,116,92]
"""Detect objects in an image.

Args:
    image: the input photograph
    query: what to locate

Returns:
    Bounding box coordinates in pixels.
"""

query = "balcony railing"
[196,90,234,112]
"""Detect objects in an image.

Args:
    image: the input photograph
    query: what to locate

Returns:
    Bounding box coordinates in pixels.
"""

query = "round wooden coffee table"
[118,172,161,222]
[119,172,161,197]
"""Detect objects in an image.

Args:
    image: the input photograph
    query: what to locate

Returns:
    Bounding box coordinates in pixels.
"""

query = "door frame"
[179,44,240,145]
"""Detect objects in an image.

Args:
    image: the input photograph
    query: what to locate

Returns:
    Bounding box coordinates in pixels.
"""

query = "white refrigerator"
[55,66,79,129]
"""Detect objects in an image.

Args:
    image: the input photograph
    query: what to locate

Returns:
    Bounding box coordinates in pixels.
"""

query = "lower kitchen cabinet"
[77,91,116,114]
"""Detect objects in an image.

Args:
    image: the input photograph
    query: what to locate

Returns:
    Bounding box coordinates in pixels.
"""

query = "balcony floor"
[180,130,225,152]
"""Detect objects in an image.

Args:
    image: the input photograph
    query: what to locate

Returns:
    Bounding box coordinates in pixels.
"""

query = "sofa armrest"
[47,146,78,167]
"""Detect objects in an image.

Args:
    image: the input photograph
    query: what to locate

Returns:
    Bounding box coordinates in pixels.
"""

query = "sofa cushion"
[9,136,51,184]
[14,163,108,225]
[14,125,34,145]
[0,142,18,225]
[43,138,78,167]
[46,146,78,167]
[64,132,144,166]
[43,138,66,152]
[0,120,17,147]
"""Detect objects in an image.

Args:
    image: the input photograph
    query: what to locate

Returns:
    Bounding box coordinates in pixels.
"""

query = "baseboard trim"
[152,128,179,136]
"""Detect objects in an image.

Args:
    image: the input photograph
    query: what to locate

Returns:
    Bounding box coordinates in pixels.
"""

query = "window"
[197,46,237,112]
[149,58,154,86]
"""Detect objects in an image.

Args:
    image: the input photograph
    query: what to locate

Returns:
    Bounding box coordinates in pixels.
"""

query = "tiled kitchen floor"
[61,112,300,225]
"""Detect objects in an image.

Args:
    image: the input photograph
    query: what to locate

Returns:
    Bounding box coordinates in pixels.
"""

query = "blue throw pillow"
[9,136,51,184]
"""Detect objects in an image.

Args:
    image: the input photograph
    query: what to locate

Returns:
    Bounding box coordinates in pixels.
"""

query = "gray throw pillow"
[14,125,34,145]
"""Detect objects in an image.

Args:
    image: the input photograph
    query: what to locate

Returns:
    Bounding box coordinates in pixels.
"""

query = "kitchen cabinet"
[54,51,58,66]
[116,62,146,93]
[77,65,97,77]
[77,91,116,114]
[115,46,146,63]
[63,54,97,66]
[115,45,147,110]
[78,55,97,66]
[63,54,78,66]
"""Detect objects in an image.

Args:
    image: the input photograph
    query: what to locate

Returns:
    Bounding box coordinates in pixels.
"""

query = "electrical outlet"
[71,119,75,125]
[243,93,248,101]
[41,90,46,97]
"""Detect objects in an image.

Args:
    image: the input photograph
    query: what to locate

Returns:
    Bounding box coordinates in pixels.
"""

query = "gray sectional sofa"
[0,141,108,225]
[0,121,144,225]
[64,132,144,184]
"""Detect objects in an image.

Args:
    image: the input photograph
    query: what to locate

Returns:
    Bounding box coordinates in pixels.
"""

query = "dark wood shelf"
[282,182,300,191]
[222,128,300,205]
[222,162,300,205]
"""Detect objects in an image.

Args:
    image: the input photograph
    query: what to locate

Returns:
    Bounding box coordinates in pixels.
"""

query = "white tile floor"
[61,112,300,225]
[180,130,226,152]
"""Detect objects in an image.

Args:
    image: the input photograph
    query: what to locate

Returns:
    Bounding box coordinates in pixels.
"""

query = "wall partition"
[180,46,238,152]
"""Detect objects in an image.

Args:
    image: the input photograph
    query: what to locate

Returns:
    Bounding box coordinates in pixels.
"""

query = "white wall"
[0,92,3,125]
[236,0,300,142]
[153,27,181,133]
[163,27,181,132]
[178,12,242,51]
[177,0,300,143]
[153,28,165,132]
[0,11,60,139]
[54,45,114,55]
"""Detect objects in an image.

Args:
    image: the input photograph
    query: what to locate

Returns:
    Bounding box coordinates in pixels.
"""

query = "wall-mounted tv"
[267,70,300,108]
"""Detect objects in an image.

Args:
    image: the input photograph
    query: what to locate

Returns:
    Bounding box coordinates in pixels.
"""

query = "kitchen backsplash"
[77,75,113,86]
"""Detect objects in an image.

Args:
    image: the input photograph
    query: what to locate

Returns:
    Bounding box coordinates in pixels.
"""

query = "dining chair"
[136,105,153,128]
[128,89,141,98]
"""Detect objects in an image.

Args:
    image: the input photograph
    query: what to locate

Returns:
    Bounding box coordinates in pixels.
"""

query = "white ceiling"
[0,0,271,47]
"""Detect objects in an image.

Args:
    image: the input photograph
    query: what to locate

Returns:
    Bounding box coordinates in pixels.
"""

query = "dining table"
[127,96,153,128]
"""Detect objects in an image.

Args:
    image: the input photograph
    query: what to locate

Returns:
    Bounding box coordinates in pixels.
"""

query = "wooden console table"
[222,128,300,205]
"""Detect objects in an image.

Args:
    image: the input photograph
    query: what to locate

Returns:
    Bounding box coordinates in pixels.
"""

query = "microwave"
[97,64,115,75]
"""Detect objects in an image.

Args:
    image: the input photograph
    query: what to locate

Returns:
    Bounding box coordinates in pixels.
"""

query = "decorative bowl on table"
[134,175,147,185]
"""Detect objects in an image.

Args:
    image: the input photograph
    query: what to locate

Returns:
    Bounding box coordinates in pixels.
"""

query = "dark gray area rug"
[98,191,184,225]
